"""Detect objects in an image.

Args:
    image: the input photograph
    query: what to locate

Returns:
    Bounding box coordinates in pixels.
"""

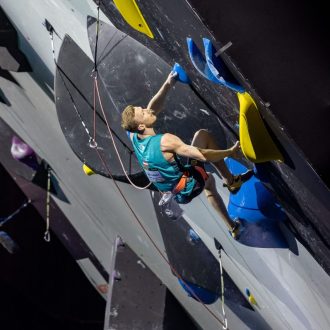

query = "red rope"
[94,78,151,190]
[94,147,225,325]
[93,77,225,326]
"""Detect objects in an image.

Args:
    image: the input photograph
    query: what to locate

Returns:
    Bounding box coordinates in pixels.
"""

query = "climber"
[121,71,252,239]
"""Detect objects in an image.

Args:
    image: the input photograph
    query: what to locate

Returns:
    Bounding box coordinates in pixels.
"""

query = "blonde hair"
[121,105,139,132]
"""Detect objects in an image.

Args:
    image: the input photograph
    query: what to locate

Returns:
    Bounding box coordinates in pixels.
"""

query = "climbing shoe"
[229,219,244,240]
[223,169,254,193]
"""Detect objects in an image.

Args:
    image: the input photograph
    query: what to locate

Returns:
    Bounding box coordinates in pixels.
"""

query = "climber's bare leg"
[191,129,234,185]
[204,173,235,230]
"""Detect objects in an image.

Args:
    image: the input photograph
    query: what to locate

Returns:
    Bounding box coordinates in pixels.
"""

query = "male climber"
[121,71,252,239]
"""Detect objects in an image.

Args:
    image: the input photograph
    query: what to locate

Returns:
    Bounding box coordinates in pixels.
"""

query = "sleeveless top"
[131,133,196,195]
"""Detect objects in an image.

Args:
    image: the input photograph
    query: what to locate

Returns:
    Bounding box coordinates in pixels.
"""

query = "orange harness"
[172,166,208,195]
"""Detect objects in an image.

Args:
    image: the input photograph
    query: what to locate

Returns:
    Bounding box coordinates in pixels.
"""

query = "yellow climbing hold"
[238,92,284,163]
[113,0,154,39]
[248,293,257,305]
[245,288,257,306]
[83,164,95,176]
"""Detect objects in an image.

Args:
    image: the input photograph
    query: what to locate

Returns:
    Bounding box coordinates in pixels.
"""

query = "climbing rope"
[48,23,140,177]
[217,249,228,329]
[91,5,151,190]
[44,165,51,242]
[45,10,295,329]
[200,196,293,329]
[92,67,227,329]
[91,22,229,327]
[47,23,98,149]
[45,13,231,327]
[0,199,31,226]
[94,78,151,190]
[93,146,226,326]
[93,0,101,73]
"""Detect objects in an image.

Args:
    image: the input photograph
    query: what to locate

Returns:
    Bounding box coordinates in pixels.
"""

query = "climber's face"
[134,106,157,131]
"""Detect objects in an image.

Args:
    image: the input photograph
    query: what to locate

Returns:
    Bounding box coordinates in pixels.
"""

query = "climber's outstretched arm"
[147,71,177,114]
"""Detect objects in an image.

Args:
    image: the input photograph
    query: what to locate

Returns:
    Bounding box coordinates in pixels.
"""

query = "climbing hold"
[10,136,39,170]
[245,288,257,305]
[113,0,154,38]
[187,37,215,82]
[203,38,245,93]
[172,63,191,84]
[11,136,35,160]
[178,278,219,304]
[97,284,108,294]
[0,231,19,254]
[225,158,286,223]
[113,270,122,281]
[188,228,201,243]
[238,92,284,163]
[83,164,95,176]
[187,37,244,92]
[116,236,125,248]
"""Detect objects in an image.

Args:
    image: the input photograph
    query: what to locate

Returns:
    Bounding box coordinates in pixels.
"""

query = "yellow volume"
[113,0,154,38]
[238,92,283,163]
[83,164,95,176]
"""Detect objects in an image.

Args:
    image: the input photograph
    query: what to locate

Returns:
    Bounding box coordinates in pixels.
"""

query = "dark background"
[0,164,105,330]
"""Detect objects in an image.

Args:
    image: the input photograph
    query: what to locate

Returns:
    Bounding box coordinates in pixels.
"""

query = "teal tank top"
[131,133,196,195]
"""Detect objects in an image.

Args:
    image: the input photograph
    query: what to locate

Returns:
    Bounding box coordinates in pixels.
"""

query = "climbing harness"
[173,156,208,192]
[45,14,228,328]
[172,171,190,195]
[90,10,290,328]
[44,165,51,242]
[91,43,227,327]
[158,160,208,207]
[93,146,226,326]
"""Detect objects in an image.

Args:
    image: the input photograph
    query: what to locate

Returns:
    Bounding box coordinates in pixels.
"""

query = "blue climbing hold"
[178,278,219,304]
[225,158,286,223]
[203,38,245,93]
[187,37,216,82]
[172,63,191,84]
[187,37,245,92]
[188,228,201,243]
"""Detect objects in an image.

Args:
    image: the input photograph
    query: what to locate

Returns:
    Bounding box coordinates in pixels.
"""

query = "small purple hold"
[10,136,39,170]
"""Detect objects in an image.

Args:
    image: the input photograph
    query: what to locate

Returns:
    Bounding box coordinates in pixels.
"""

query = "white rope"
[94,79,152,190]
[48,28,98,149]
[218,249,228,329]
[48,24,150,190]
[45,17,227,329]
[91,7,153,190]
[44,166,51,242]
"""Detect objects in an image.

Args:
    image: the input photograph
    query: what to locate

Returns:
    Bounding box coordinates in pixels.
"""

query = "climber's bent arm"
[161,134,236,162]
